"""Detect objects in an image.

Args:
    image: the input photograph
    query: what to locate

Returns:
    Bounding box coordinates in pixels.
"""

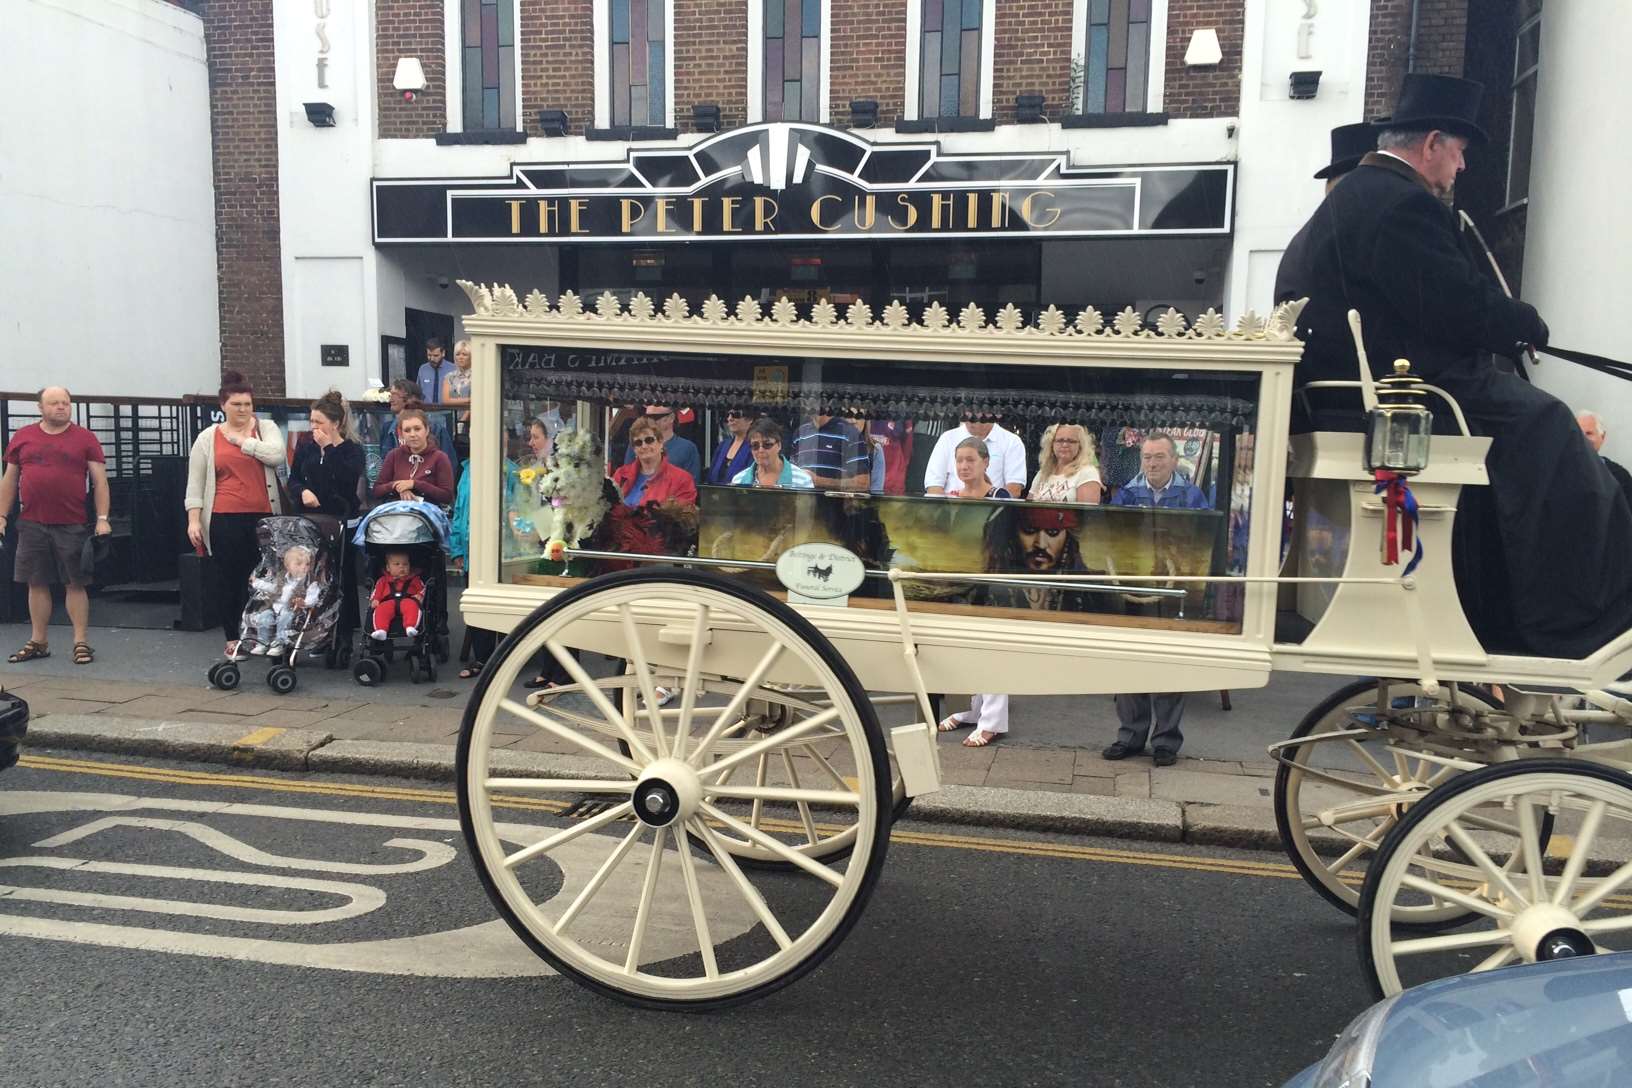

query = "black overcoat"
[1274,153,1632,660]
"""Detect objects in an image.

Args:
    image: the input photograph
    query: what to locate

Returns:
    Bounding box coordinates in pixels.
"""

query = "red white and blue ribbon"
[1374,470,1423,576]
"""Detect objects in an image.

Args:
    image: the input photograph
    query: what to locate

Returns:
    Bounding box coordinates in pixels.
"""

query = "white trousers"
[954,693,1009,735]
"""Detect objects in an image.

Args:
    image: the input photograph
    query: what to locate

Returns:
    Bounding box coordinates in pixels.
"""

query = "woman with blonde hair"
[1028,423,1102,504]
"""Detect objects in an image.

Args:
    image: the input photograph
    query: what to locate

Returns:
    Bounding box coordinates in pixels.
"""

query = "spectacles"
[749,440,779,451]
[726,410,747,419]
[1054,438,1080,445]
[646,411,674,421]
[631,435,661,448]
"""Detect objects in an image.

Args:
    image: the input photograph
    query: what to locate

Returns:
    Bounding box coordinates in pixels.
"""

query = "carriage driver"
[1275,73,1632,660]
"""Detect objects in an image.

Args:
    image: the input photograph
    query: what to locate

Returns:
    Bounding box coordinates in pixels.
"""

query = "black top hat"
[1379,73,1488,144]
[1314,121,1377,179]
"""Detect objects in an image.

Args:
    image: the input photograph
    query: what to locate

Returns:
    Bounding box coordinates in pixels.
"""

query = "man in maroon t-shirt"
[0,387,112,665]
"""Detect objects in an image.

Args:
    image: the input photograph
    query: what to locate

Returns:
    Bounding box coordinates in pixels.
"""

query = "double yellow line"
[15,753,1301,879]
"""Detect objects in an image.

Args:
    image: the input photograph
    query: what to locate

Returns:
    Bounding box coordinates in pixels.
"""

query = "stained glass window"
[610,0,667,127]
[461,0,517,131]
[1082,0,1150,114]
[765,0,822,122]
[919,0,982,119]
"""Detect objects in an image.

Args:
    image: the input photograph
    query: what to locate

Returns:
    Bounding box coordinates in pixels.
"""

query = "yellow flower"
[517,468,538,486]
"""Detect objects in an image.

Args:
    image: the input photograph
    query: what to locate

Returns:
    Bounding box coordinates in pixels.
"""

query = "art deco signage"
[373,123,1233,244]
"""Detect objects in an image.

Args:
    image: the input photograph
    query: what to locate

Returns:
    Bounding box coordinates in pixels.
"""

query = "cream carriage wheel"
[1274,679,1503,926]
[1357,760,1632,999]
[456,568,892,1009]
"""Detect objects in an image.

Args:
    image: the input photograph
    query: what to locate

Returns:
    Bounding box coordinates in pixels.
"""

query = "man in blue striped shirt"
[791,414,871,492]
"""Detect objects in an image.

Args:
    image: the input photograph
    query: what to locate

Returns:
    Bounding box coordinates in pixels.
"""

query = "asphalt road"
[1,755,1370,1088]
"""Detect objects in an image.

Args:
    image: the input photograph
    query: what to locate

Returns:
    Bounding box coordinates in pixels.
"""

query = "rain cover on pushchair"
[237,515,346,657]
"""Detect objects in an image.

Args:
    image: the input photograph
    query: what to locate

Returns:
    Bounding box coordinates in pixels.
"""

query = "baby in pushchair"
[208,514,346,694]
[369,551,425,640]
[351,502,450,686]
[246,544,323,656]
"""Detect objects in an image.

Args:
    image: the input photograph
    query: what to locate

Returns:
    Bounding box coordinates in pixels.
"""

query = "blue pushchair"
[350,501,451,686]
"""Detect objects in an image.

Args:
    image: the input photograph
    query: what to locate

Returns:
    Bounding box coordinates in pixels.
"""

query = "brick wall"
[674,0,749,130]
[1365,0,1469,119]
[200,0,285,396]
[992,0,1074,125]
[829,0,906,125]
[377,0,445,139]
[1164,0,1246,118]
[522,0,594,134]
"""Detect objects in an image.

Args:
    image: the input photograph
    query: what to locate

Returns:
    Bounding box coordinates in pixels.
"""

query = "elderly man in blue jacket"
[1103,432,1209,767]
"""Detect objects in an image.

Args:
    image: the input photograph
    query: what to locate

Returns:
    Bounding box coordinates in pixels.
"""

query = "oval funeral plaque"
[775,543,866,601]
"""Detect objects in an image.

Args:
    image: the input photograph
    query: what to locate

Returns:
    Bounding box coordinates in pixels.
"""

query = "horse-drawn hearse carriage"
[452,281,1632,1009]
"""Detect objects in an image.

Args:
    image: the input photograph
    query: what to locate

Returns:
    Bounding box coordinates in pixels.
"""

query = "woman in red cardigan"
[372,409,454,505]
[608,416,697,555]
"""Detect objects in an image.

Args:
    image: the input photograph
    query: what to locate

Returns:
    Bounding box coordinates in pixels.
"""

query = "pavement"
[0,594,1355,852]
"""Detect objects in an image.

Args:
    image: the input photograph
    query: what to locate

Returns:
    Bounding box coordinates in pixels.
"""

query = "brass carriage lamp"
[1364,359,1433,475]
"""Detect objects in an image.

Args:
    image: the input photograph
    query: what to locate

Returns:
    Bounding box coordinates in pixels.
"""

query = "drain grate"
[561,797,632,821]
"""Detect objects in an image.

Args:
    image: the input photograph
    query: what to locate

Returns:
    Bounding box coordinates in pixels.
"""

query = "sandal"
[936,714,968,733]
[7,640,49,663]
[963,730,1002,748]
[72,642,94,665]
[523,675,559,690]
[459,660,485,680]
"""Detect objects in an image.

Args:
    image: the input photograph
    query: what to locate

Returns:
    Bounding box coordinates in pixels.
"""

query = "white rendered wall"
[0,0,218,397]
[273,0,383,398]
[1228,0,1371,319]
[1520,0,1631,465]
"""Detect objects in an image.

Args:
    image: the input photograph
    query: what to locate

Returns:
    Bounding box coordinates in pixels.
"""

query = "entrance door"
[402,308,456,390]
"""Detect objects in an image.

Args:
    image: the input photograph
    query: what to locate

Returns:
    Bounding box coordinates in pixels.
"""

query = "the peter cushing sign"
[373,123,1233,244]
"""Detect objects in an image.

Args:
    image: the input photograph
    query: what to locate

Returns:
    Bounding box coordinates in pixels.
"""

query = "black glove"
[1532,318,1550,350]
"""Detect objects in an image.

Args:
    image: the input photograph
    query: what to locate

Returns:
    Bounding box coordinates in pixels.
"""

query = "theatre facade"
[197,0,1470,398]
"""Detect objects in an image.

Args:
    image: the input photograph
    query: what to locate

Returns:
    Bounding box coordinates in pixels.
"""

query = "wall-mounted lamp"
[849,99,879,128]
[393,57,426,102]
[1015,93,1046,124]
[1289,70,1322,100]
[303,101,337,127]
[537,109,570,136]
[1184,28,1222,66]
[692,102,721,132]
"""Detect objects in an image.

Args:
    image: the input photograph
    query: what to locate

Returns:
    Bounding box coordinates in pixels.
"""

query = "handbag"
[254,421,297,515]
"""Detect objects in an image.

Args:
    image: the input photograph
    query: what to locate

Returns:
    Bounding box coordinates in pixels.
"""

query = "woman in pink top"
[372,409,454,505]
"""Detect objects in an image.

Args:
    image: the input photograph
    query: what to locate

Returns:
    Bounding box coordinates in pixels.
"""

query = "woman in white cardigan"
[185,370,287,654]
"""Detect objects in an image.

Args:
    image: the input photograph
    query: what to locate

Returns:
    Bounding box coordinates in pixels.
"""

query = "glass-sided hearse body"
[461,290,1301,699]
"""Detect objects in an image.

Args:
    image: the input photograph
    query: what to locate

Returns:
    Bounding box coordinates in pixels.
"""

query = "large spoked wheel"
[1274,679,1503,926]
[457,568,892,1010]
[1357,760,1632,999]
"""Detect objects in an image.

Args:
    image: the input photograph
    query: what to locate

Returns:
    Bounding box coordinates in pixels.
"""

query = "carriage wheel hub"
[633,758,701,828]
[1511,903,1593,963]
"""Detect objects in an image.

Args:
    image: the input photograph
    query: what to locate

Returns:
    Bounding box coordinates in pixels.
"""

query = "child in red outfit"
[369,551,425,640]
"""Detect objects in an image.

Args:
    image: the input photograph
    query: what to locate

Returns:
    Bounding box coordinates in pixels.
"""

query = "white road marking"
[0,856,386,924]
[34,816,456,875]
[0,789,757,978]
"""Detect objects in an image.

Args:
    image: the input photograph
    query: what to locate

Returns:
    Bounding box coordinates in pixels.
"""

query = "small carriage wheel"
[215,663,241,691]
[1357,759,1632,999]
[207,662,226,689]
[1274,678,1521,926]
[408,658,423,684]
[267,665,298,695]
[457,568,892,1010]
[352,657,383,686]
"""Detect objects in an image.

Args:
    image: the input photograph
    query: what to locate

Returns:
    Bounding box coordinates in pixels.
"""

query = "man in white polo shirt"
[922,415,1027,497]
